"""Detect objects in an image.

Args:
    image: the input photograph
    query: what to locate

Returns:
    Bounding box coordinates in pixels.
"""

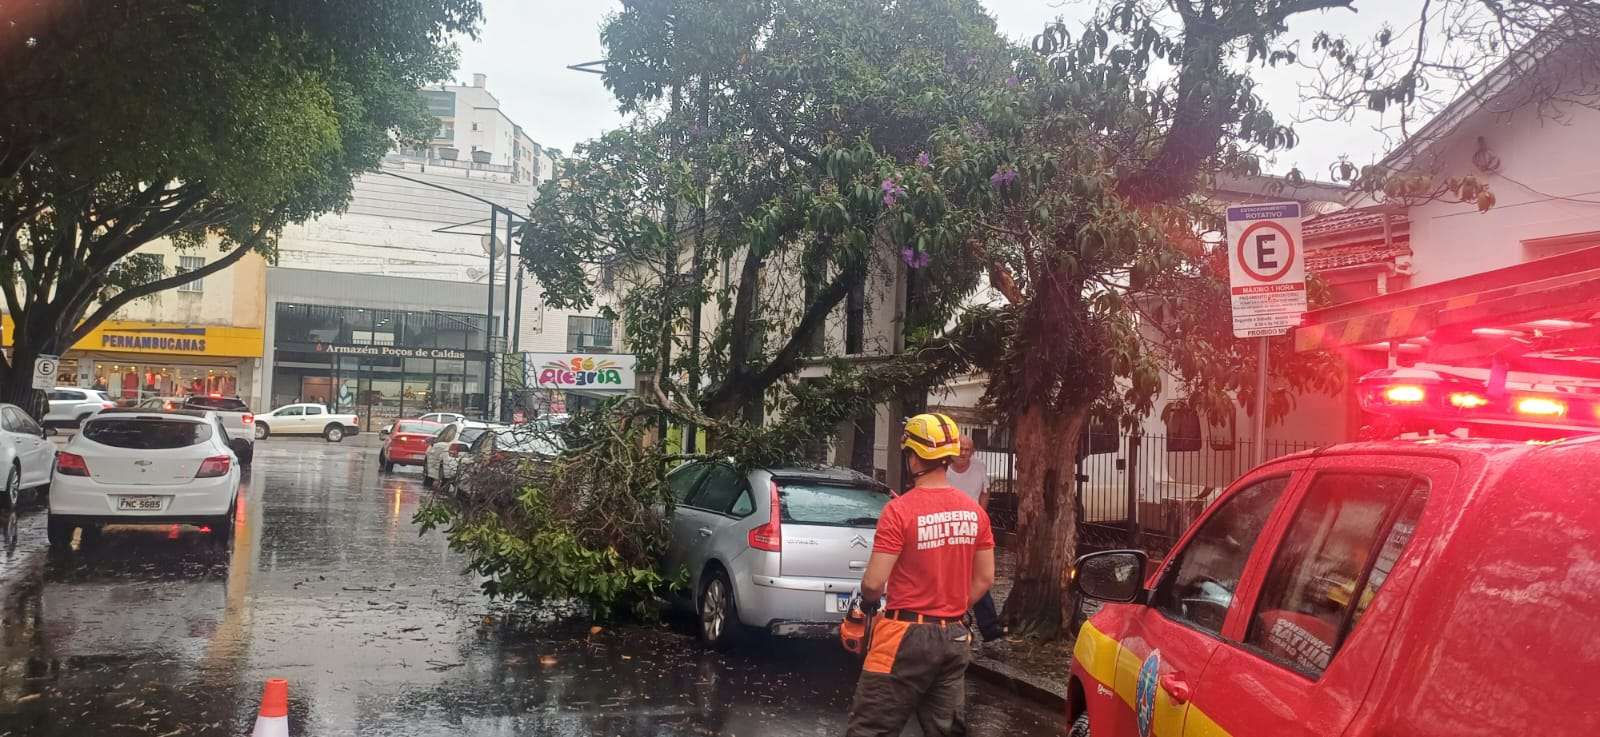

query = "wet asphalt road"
[0,440,1069,737]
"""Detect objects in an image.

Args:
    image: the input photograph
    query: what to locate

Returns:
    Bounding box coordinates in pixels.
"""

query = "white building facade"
[260,75,616,427]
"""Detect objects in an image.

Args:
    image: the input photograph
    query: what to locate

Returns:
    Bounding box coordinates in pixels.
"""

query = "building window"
[1163,403,1203,452]
[600,263,616,292]
[177,256,204,293]
[436,121,453,141]
[567,316,614,353]
[471,122,480,131]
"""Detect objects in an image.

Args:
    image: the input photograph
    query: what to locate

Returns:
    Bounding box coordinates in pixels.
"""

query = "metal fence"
[975,433,1321,559]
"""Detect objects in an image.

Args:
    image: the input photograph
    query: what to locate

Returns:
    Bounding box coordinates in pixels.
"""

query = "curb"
[968,655,1068,712]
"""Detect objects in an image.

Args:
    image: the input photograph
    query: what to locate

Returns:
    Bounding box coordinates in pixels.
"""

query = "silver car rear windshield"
[83,418,213,449]
[779,482,891,527]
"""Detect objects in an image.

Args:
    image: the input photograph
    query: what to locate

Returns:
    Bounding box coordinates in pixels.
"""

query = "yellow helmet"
[902,413,961,461]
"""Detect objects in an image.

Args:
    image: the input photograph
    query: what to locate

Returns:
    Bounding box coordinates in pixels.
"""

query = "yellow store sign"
[1,317,263,358]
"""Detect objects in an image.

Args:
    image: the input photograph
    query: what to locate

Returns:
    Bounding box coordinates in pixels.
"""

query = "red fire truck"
[1062,246,1600,737]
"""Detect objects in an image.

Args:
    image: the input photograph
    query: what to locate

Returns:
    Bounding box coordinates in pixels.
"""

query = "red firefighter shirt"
[873,486,996,617]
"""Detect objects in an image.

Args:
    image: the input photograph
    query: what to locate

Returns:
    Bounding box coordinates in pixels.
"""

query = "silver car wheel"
[701,578,726,642]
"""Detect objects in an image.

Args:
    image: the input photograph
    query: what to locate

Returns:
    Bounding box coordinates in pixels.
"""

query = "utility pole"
[485,208,497,422]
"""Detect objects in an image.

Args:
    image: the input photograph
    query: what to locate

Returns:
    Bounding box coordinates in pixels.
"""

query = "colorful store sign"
[527,353,637,391]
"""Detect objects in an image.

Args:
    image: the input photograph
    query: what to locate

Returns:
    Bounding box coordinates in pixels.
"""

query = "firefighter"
[843,413,997,737]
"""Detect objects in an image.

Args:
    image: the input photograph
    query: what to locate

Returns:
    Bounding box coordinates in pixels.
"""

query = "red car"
[378,420,442,473]
[1069,437,1600,737]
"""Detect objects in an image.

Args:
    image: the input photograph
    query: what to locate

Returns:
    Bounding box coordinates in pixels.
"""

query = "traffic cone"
[250,678,290,737]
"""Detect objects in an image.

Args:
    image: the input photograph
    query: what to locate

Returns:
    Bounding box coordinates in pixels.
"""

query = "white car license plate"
[117,496,164,511]
[827,593,852,613]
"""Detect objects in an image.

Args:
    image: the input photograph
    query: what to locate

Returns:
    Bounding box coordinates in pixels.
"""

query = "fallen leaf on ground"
[539,655,558,666]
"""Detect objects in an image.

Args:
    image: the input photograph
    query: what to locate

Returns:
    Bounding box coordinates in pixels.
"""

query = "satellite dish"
[480,233,501,255]
[466,267,488,282]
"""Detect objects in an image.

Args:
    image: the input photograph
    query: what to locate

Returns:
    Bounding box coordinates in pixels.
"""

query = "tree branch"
[70,232,261,344]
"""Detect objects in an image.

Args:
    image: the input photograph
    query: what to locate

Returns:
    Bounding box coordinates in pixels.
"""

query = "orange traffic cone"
[250,678,290,737]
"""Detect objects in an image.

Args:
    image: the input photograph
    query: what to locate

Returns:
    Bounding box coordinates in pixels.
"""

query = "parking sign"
[32,354,59,390]
[1227,202,1306,338]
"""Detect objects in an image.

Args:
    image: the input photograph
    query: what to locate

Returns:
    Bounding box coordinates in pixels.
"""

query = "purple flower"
[915,151,931,168]
[1005,75,1020,88]
[900,247,932,269]
[881,177,907,207]
[990,166,1020,188]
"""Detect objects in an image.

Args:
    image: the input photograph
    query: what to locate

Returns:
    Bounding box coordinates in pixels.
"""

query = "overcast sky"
[458,1,1418,179]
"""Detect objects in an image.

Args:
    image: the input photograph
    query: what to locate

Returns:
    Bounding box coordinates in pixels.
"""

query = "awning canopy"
[1296,244,1600,379]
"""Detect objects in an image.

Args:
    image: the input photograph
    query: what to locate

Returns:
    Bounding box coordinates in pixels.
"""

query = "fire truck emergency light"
[1515,397,1567,417]
[1383,385,1427,404]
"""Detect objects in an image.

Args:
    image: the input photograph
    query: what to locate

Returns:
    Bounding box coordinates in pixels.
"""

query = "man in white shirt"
[946,436,989,508]
[947,436,1003,641]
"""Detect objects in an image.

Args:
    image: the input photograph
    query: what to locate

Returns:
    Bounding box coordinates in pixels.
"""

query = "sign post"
[31,355,59,391]
[1226,202,1306,464]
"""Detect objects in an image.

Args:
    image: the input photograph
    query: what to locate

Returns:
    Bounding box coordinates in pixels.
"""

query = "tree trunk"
[0,345,47,420]
[999,404,1086,639]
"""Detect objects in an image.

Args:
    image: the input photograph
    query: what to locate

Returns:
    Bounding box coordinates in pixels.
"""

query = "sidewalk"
[968,545,1076,710]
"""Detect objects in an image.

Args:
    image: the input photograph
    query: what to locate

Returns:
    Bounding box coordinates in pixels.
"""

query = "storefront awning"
[1296,244,1600,378]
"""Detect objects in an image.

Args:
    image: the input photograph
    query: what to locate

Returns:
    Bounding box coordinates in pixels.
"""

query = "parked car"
[662,462,892,649]
[48,408,241,548]
[44,387,114,428]
[379,412,464,439]
[0,403,54,508]
[451,424,565,494]
[1067,437,1600,737]
[421,420,493,489]
[133,396,188,412]
[180,395,255,466]
[253,403,360,442]
[379,420,443,473]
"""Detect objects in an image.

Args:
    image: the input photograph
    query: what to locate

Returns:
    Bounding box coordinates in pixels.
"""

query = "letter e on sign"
[32,355,59,390]
[1226,202,1307,338]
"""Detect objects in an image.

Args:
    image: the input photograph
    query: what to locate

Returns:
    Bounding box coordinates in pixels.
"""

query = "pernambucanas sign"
[1226,201,1307,338]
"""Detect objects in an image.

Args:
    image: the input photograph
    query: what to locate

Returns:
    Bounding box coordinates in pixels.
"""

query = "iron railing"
[976,434,1321,559]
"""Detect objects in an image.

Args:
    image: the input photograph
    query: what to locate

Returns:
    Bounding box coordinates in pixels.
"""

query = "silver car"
[663,462,891,648]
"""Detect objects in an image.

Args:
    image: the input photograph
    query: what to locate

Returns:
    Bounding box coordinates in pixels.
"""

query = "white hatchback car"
[0,403,54,507]
[48,408,241,548]
[422,420,493,489]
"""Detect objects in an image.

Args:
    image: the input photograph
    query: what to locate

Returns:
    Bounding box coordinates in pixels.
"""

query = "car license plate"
[117,496,164,511]
[827,593,852,613]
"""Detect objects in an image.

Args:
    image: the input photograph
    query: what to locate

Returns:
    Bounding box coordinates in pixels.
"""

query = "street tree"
[900,0,1600,637]
[0,0,481,408]
[522,0,1012,426]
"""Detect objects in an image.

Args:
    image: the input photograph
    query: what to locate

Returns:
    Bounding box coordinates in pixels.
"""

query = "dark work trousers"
[972,592,1002,641]
[844,617,972,737]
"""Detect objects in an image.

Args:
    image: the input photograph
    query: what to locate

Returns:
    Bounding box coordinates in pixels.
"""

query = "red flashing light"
[1383,385,1427,404]
[747,481,783,552]
[1449,392,1490,409]
[196,455,232,478]
[242,413,254,425]
[209,393,222,398]
[1516,397,1567,417]
[56,452,90,477]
